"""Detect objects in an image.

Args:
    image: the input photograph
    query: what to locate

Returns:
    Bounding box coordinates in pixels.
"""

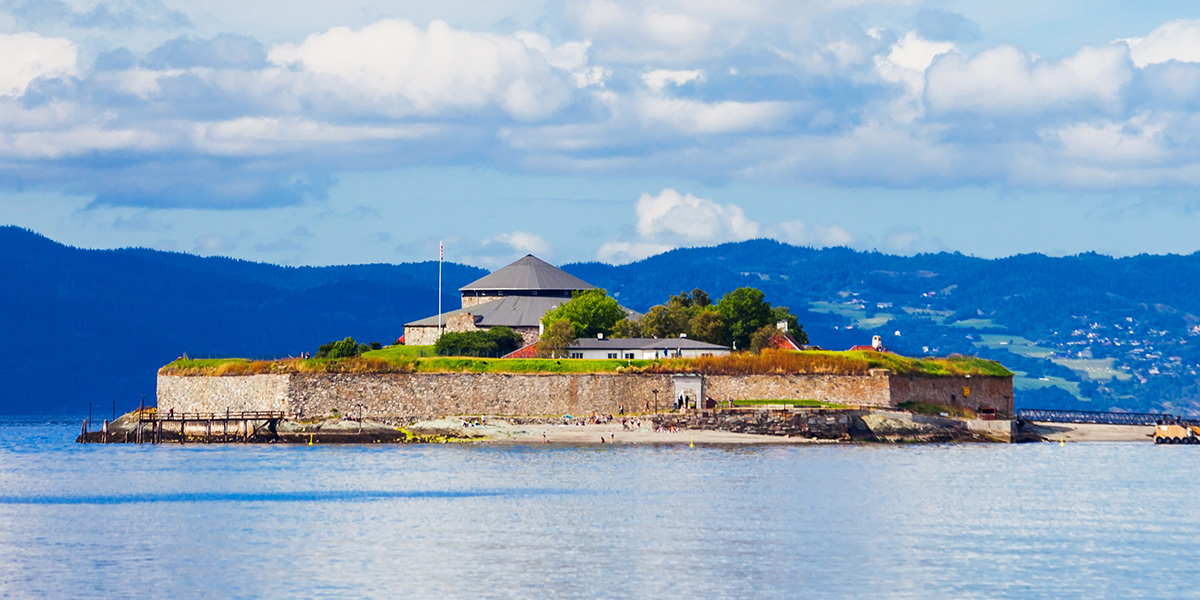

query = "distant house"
[404,254,635,347]
[566,337,731,360]
[849,334,886,353]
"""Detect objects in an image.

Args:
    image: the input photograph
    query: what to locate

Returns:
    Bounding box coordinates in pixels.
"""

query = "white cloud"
[595,240,675,263]
[924,44,1133,115]
[1122,20,1200,68]
[772,220,854,247]
[598,188,859,263]
[635,188,760,242]
[191,117,438,155]
[267,19,582,121]
[874,31,955,121]
[636,95,792,133]
[486,231,551,256]
[0,33,78,97]
[1044,116,1167,165]
[642,69,705,92]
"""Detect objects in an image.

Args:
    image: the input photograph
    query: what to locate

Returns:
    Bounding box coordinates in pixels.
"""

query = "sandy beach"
[1023,422,1156,443]
[411,418,833,445]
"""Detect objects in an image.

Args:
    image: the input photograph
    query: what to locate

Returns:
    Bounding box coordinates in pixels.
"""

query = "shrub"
[435,327,525,357]
[316,337,370,359]
[369,342,382,350]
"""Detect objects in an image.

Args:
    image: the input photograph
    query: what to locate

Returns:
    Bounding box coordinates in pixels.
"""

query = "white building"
[567,337,731,360]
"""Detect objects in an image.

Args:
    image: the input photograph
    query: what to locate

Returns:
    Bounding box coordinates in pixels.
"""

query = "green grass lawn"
[363,345,436,359]
[162,348,1011,378]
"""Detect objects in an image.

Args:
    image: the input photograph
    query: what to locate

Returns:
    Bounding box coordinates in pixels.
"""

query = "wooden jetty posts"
[79,410,287,444]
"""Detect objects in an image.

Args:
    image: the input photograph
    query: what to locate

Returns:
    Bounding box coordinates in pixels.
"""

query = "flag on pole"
[440,241,443,259]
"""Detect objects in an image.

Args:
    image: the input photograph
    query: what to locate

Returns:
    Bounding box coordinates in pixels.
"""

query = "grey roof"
[460,254,596,292]
[569,338,730,351]
[406,296,567,328]
[408,297,642,329]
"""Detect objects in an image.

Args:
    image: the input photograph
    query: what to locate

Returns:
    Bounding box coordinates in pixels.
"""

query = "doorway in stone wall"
[672,374,703,409]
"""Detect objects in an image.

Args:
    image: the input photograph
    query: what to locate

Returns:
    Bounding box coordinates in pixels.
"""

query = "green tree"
[639,305,677,338]
[690,288,712,308]
[689,308,727,345]
[749,324,780,353]
[537,319,576,358]
[316,337,369,359]
[540,288,626,338]
[612,317,642,338]
[717,287,774,350]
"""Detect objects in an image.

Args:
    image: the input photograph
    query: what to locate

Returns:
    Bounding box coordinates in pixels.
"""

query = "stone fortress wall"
[158,371,1013,419]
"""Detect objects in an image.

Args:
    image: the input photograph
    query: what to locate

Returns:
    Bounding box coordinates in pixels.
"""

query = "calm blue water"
[2,417,1199,599]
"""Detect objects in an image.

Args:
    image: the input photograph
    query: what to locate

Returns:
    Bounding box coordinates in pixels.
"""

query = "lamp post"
[652,389,659,414]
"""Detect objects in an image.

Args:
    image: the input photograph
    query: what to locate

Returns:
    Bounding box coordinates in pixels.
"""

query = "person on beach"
[542,431,547,443]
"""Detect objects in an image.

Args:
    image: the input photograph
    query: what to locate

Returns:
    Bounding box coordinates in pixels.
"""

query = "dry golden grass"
[647,349,869,376]
[160,356,417,376]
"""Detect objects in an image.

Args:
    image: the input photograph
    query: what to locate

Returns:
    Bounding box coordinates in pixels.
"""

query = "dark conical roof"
[459,254,595,292]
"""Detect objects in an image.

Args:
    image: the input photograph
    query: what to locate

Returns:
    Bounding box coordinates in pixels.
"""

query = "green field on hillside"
[974,334,1056,358]
[1051,357,1133,382]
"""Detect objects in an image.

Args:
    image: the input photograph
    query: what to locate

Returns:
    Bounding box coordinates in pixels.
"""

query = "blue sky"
[3,0,1200,268]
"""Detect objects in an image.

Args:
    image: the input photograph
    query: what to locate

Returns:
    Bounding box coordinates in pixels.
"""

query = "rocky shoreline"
[76,407,1037,445]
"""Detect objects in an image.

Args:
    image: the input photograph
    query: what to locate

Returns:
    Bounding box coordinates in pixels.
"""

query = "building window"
[570,352,583,359]
[624,353,635,359]
[607,353,618,359]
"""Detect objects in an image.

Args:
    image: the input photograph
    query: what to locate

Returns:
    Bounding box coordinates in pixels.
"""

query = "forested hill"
[0,226,485,414]
[563,240,1200,415]
[5,227,1200,415]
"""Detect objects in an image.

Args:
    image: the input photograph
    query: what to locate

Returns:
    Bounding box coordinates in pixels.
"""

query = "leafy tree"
[540,288,625,338]
[316,337,369,359]
[689,308,727,345]
[612,317,642,338]
[749,324,780,353]
[639,305,679,338]
[435,327,524,357]
[717,287,774,350]
[690,288,712,307]
[537,319,576,358]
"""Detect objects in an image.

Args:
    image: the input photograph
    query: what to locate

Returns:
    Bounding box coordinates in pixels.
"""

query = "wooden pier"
[79,410,287,444]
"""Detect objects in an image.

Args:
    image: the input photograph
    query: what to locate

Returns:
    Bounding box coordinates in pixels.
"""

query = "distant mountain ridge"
[0,226,485,414]
[5,227,1200,415]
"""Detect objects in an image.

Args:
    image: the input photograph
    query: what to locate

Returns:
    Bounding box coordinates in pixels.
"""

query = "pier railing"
[1016,408,1175,426]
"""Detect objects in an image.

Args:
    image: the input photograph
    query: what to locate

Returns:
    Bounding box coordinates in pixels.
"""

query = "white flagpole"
[438,241,443,334]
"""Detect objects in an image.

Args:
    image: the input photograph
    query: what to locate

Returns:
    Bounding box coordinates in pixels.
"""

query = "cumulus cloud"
[773,220,854,248]
[924,44,1133,115]
[597,189,856,263]
[634,188,760,242]
[0,32,77,96]
[642,69,705,92]
[267,19,586,121]
[874,31,955,121]
[1122,19,1200,68]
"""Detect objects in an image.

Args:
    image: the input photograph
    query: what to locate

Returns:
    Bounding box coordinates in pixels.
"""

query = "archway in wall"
[672,374,704,409]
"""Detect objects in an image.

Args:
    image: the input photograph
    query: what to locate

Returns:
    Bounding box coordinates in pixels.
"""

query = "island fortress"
[156,254,1013,422]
